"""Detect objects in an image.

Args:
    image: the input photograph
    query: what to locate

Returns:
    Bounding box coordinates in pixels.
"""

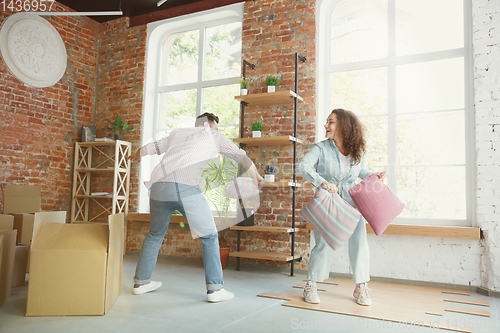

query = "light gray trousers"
[307,216,370,284]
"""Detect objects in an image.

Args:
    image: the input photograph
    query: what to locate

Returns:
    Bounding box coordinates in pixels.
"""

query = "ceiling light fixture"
[27,11,123,16]
[26,0,123,17]
[157,0,168,7]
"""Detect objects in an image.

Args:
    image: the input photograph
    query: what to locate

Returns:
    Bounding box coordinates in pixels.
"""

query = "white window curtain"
[317,0,474,226]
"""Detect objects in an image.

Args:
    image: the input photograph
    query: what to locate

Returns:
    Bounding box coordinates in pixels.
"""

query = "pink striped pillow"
[348,172,405,235]
[299,188,361,250]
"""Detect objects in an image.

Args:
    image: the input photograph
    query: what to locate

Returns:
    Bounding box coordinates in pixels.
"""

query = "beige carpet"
[258,278,490,333]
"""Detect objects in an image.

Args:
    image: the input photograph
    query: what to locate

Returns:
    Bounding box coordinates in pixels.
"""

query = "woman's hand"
[322,181,338,193]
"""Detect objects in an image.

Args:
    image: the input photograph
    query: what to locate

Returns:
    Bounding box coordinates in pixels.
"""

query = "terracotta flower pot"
[219,247,230,270]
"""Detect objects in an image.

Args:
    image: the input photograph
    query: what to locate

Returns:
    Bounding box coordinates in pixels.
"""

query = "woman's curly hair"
[331,108,366,165]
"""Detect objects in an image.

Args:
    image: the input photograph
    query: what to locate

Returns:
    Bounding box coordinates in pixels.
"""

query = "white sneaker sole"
[207,289,234,302]
[357,299,372,306]
[304,297,320,304]
[133,281,162,295]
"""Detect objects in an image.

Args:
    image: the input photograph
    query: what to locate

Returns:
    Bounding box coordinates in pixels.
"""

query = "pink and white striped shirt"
[144,127,248,189]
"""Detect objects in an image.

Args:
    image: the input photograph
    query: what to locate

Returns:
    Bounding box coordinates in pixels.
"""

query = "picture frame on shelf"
[81,125,96,142]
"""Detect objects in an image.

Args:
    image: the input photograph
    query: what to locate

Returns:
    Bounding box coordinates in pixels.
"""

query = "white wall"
[473,0,500,291]
[326,0,500,291]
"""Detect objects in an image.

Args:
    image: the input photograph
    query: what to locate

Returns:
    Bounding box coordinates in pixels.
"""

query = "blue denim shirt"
[297,139,373,206]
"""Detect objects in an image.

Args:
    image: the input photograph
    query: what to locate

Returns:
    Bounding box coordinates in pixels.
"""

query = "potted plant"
[265,75,280,93]
[251,120,264,138]
[201,156,239,270]
[264,163,278,182]
[238,78,249,95]
[106,115,133,140]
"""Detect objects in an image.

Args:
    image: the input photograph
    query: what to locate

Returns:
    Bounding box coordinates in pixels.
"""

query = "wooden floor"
[258,278,490,333]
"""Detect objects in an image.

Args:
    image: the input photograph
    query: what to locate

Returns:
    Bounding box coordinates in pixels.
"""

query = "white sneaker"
[207,288,234,303]
[133,281,162,295]
[303,281,320,304]
[353,283,372,306]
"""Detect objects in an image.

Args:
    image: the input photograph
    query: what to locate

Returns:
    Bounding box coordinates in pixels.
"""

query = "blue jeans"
[307,215,370,284]
[134,182,223,290]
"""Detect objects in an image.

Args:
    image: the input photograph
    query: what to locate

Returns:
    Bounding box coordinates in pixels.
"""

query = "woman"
[297,108,376,306]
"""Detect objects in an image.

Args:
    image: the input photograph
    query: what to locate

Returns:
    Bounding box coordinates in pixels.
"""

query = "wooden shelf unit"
[230,226,297,233]
[229,250,301,262]
[127,213,187,224]
[234,90,304,106]
[71,140,132,223]
[262,180,302,188]
[233,135,302,147]
[232,54,306,273]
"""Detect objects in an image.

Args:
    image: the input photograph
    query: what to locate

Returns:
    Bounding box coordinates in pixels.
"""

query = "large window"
[157,22,242,139]
[139,5,243,212]
[319,0,473,225]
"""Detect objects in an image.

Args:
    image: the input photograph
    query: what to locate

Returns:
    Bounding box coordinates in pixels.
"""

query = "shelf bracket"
[242,60,255,79]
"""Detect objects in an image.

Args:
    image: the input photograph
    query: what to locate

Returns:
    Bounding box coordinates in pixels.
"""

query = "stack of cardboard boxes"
[0,185,125,316]
[0,185,42,308]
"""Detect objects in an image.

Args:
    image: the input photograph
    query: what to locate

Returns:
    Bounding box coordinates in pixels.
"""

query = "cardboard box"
[11,212,66,246]
[26,213,124,316]
[0,215,14,231]
[23,211,67,274]
[4,185,41,214]
[0,230,17,307]
[12,214,35,246]
[11,245,29,287]
[32,211,67,243]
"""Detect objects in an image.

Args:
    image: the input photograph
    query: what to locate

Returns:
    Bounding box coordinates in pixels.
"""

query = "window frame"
[138,4,244,213]
[317,0,475,226]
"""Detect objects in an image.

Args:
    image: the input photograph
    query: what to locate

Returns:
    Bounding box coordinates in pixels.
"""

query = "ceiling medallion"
[0,13,67,88]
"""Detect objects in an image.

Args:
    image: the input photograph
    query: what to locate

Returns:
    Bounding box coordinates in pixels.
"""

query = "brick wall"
[231,0,317,269]
[0,4,100,216]
[93,17,147,222]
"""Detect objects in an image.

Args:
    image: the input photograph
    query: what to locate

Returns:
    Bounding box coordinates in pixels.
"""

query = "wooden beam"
[130,0,247,27]
[305,222,481,239]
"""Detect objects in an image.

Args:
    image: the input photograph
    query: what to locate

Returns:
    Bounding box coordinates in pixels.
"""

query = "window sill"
[129,213,481,240]
[304,222,481,239]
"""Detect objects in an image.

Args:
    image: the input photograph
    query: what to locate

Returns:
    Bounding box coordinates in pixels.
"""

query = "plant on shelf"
[265,75,280,93]
[264,163,278,182]
[237,78,249,95]
[201,156,238,270]
[250,120,264,138]
[106,115,133,140]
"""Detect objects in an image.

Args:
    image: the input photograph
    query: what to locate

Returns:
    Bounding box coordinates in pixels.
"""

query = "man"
[129,112,263,302]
